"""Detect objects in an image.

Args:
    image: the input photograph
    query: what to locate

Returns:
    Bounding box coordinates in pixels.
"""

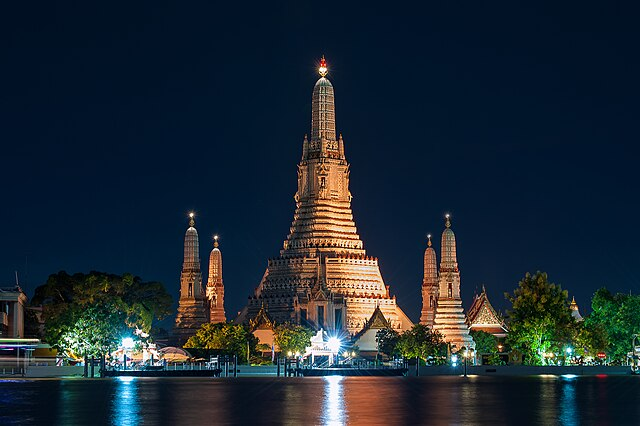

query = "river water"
[2,375,640,425]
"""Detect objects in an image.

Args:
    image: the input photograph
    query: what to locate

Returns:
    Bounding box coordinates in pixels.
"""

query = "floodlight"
[327,337,341,353]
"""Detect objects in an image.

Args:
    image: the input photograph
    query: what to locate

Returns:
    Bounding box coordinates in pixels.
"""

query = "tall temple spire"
[174,212,207,345]
[433,214,474,352]
[420,234,439,326]
[310,56,337,147]
[207,235,226,323]
[285,56,361,257]
[183,212,200,271]
[440,214,458,272]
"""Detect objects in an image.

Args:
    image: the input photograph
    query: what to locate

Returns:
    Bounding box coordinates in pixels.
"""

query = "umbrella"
[158,346,192,362]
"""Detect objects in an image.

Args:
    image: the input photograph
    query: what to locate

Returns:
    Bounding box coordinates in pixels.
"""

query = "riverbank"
[410,364,630,376]
[0,364,632,378]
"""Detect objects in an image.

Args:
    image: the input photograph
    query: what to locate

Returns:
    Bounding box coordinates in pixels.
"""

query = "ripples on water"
[2,375,640,425]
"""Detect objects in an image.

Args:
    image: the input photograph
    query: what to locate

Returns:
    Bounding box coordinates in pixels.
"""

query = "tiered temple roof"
[466,286,508,338]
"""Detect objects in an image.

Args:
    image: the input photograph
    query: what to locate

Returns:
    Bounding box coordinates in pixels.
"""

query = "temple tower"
[238,57,413,335]
[174,213,208,345]
[432,215,474,352]
[206,235,226,323]
[420,234,439,326]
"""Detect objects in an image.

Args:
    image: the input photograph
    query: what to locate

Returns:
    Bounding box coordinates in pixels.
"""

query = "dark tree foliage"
[184,322,258,363]
[505,271,575,365]
[396,324,447,363]
[583,287,640,362]
[273,323,314,355]
[470,330,503,365]
[376,327,400,357]
[31,271,172,357]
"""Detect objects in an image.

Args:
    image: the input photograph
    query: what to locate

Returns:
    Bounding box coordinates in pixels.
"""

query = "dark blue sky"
[2,1,639,324]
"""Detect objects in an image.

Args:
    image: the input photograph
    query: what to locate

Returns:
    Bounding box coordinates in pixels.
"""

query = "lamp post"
[632,334,638,372]
[463,348,468,377]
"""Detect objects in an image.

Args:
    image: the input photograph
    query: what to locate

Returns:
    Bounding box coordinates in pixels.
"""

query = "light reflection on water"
[4,375,640,425]
[560,375,578,426]
[323,376,346,425]
[112,377,140,426]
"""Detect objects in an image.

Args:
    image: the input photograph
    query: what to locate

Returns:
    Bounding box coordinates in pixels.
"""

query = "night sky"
[2,2,639,327]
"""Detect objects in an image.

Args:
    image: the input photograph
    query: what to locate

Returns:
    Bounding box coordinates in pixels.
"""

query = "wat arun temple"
[235,57,413,336]
[176,58,486,352]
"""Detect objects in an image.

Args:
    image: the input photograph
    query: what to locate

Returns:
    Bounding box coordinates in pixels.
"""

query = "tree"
[583,287,640,362]
[31,271,172,358]
[505,271,575,365]
[376,328,400,358]
[470,330,502,365]
[184,323,258,363]
[273,323,314,355]
[395,324,446,364]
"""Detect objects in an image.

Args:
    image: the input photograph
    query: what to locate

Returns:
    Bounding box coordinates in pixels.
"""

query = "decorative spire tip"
[318,55,328,77]
[189,212,195,227]
[427,234,432,247]
[445,214,451,228]
[214,235,219,248]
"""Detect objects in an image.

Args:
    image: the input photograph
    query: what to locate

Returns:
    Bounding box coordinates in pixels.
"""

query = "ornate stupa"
[206,235,226,323]
[420,234,439,327]
[174,213,208,345]
[570,296,583,322]
[238,57,412,335]
[432,215,474,351]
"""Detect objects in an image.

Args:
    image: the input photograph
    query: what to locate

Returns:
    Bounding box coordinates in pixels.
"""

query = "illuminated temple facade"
[238,58,412,335]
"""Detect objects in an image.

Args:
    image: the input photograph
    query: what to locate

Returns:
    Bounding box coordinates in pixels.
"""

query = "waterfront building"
[206,235,226,323]
[0,286,27,338]
[352,306,393,357]
[466,286,508,339]
[238,58,412,336]
[420,235,438,327]
[432,215,475,351]
[249,305,276,354]
[174,213,208,345]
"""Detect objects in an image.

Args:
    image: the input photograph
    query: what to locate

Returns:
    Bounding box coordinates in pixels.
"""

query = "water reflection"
[560,375,578,426]
[323,376,347,425]
[112,377,140,426]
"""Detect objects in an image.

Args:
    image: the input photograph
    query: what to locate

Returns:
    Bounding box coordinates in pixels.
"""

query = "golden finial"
[427,234,432,247]
[189,212,195,227]
[318,55,328,77]
[445,214,451,228]
[214,235,219,248]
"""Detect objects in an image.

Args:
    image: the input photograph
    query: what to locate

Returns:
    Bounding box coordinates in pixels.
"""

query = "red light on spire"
[318,55,328,77]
